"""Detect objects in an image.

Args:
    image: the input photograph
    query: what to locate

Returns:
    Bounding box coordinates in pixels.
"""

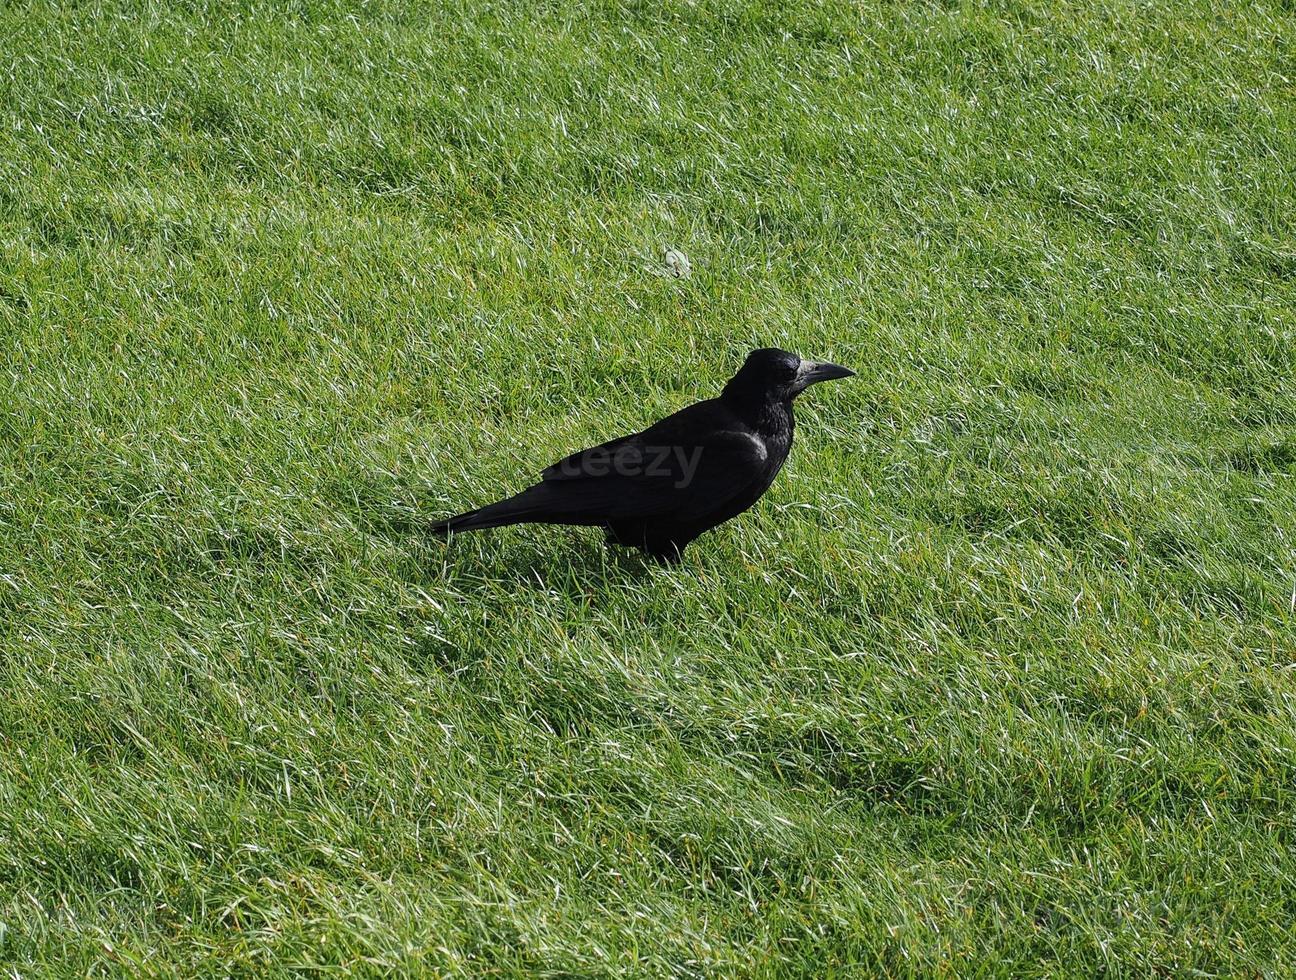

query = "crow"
[431,348,854,562]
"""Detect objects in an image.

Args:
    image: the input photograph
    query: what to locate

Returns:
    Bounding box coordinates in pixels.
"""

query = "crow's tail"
[430,489,554,537]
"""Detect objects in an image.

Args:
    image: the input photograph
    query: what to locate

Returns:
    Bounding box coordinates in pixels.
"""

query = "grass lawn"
[3,0,1296,973]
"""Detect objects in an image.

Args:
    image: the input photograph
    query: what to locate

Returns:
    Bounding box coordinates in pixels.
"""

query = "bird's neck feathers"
[720,383,794,435]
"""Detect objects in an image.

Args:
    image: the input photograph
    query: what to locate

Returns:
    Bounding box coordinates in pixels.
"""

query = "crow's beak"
[794,359,855,393]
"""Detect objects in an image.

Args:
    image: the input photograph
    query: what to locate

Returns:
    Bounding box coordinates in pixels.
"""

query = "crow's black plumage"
[431,348,854,561]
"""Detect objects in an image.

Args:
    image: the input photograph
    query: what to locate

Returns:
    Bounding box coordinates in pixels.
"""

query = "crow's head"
[727,347,854,403]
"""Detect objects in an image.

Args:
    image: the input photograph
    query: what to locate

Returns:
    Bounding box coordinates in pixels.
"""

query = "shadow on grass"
[417,523,663,591]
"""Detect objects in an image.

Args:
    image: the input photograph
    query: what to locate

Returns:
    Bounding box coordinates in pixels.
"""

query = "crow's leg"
[642,535,686,564]
[607,523,689,563]
[604,522,643,549]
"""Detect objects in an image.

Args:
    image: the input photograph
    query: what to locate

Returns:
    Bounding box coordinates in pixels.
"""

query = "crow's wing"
[539,397,728,482]
[523,429,766,524]
[433,401,769,534]
[528,401,769,524]
[541,432,642,482]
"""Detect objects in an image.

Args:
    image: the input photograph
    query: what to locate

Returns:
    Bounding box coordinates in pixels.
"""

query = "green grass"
[2,0,1295,973]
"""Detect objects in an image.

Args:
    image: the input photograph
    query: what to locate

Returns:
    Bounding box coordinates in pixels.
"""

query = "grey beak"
[795,360,856,391]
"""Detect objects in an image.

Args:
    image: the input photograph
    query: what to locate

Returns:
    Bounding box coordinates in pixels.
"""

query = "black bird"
[431,348,854,562]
